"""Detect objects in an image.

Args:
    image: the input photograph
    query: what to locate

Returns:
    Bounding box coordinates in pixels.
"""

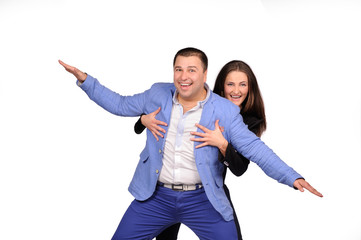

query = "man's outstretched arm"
[58,60,148,117]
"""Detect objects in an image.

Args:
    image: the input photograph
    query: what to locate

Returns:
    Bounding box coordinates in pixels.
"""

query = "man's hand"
[58,60,87,82]
[293,178,323,197]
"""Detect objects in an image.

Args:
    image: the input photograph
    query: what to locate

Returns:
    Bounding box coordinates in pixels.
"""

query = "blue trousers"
[111,185,237,240]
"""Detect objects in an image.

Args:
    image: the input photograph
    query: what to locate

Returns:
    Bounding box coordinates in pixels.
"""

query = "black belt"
[157,181,203,191]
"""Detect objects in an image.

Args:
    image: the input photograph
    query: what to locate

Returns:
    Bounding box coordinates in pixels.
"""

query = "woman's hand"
[141,107,167,141]
[190,120,228,155]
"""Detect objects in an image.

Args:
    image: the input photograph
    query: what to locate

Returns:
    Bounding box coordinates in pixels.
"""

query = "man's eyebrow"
[174,66,198,69]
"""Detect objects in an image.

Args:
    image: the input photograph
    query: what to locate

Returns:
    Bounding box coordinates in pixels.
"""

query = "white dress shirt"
[159,85,211,185]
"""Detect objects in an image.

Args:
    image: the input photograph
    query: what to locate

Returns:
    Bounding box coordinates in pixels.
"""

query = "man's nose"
[180,71,188,80]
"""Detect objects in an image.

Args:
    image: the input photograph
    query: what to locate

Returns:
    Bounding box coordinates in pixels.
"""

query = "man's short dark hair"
[173,47,208,72]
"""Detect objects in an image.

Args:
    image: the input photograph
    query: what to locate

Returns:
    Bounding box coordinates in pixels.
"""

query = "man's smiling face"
[173,55,207,103]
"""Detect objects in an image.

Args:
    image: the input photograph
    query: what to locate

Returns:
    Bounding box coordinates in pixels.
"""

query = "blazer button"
[159,149,162,154]
[156,169,159,174]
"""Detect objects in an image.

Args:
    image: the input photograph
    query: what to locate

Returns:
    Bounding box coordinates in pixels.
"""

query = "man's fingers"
[295,179,323,197]
[59,60,87,81]
[315,190,323,198]
[294,181,304,192]
[58,59,67,67]
[304,183,323,197]
[59,60,73,71]
[59,60,76,74]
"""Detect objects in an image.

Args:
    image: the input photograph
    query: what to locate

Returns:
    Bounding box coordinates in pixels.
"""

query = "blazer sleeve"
[78,74,148,117]
[228,112,303,188]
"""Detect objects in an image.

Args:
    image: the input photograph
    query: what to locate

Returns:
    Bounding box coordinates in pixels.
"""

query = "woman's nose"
[233,86,240,94]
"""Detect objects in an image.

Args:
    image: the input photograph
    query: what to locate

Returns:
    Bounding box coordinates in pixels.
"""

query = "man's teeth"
[181,83,191,86]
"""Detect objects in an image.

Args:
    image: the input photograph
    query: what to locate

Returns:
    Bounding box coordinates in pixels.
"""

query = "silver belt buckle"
[172,184,184,191]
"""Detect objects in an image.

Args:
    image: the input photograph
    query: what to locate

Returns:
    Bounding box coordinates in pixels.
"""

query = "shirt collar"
[173,83,211,108]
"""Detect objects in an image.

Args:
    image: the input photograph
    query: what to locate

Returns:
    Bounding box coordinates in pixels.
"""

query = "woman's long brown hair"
[213,60,266,137]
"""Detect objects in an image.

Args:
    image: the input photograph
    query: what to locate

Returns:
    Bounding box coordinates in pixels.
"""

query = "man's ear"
[203,70,208,83]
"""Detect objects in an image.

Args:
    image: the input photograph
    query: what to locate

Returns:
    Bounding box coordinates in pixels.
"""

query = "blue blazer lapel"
[162,87,175,124]
[198,93,215,131]
[195,93,219,165]
[156,86,175,148]
[150,85,175,125]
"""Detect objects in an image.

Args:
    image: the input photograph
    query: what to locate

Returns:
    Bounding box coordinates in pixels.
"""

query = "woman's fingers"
[153,107,161,115]
[195,123,209,133]
[190,131,205,137]
[195,142,208,149]
[151,131,159,142]
[155,120,168,127]
[190,137,206,142]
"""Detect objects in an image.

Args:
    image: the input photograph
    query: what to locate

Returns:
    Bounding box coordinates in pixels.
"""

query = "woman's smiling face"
[224,71,249,107]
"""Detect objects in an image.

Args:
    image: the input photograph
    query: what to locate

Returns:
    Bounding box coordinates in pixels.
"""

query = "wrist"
[140,114,146,125]
[220,139,228,150]
[218,139,228,157]
[77,72,87,83]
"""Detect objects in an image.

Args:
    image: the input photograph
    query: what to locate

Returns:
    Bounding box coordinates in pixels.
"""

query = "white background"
[1,0,360,239]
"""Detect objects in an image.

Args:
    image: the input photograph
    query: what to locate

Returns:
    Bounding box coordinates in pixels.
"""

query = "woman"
[134,60,266,240]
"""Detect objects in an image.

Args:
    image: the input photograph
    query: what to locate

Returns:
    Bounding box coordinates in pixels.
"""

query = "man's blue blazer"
[79,75,302,221]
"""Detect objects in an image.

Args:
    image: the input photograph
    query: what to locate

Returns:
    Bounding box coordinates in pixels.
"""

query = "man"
[59,47,322,239]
